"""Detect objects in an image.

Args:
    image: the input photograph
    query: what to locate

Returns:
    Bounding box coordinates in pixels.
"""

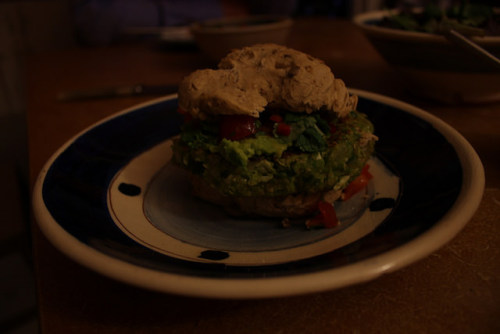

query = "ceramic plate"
[123,26,194,44]
[32,90,484,299]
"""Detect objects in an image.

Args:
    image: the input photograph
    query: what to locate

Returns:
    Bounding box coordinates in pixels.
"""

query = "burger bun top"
[178,43,357,119]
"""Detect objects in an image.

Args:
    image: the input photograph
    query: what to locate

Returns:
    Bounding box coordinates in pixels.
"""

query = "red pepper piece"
[317,201,339,228]
[342,164,373,201]
[306,201,339,228]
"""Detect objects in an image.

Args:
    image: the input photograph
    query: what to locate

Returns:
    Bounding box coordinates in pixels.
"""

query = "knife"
[57,84,178,101]
[444,29,500,71]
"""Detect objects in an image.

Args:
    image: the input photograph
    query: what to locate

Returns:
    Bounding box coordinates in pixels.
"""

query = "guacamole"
[173,109,376,198]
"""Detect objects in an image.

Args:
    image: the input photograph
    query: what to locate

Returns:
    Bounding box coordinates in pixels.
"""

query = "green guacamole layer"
[172,110,376,197]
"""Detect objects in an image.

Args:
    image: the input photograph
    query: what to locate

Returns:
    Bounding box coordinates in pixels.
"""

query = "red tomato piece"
[219,115,257,140]
[317,201,339,228]
[306,201,339,228]
[342,164,373,200]
[269,114,283,123]
[276,122,291,136]
[177,107,193,123]
[329,123,337,134]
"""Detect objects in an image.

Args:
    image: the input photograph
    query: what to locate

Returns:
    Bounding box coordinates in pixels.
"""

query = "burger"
[172,44,377,228]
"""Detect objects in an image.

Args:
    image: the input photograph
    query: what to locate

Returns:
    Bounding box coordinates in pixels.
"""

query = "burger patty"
[172,109,376,198]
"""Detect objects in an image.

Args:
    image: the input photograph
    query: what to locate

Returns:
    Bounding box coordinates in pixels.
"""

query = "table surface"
[26,18,500,333]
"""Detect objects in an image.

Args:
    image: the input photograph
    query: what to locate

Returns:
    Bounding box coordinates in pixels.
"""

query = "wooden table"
[27,19,500,333]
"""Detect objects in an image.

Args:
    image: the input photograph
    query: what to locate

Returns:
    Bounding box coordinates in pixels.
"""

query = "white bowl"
[354,9,500,104]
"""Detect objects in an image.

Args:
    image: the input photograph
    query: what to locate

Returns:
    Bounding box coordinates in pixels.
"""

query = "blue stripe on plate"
[41,97,462,278]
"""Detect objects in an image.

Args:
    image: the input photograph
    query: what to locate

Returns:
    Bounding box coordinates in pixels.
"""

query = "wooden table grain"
[26,19,500,333]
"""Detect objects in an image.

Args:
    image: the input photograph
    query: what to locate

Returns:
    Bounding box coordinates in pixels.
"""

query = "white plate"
[32,90,484,299]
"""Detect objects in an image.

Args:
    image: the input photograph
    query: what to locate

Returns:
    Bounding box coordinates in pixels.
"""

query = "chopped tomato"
[219,115,257,140]
[269,114,283,123]
[342,164,373,201]
[177,107,193,123]
[306,201,339,228]
[317,201,339,228]
[276,122,291,136]
[329,123,337,134]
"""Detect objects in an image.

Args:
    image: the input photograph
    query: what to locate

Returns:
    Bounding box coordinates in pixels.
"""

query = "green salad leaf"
[295,127,327,153]
[281,112,330,153]
[383,1,498,37]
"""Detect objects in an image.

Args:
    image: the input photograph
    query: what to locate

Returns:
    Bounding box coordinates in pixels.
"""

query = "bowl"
[353,9,500,104]
[190,15,293,61]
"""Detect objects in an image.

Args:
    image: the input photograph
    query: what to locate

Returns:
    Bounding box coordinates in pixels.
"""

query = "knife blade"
[57,84,178,101]
[445,29,500,71]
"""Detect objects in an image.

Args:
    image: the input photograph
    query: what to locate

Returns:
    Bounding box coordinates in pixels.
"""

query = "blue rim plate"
[32,89,484,299]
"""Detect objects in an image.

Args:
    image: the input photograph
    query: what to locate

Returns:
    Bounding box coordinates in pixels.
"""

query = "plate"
[123,26,194,44]
[32,90,484,299]
[110,149,399,266]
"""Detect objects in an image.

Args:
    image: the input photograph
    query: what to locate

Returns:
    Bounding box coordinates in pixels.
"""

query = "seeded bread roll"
[178,43,357,119]
[173,44,376,223]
